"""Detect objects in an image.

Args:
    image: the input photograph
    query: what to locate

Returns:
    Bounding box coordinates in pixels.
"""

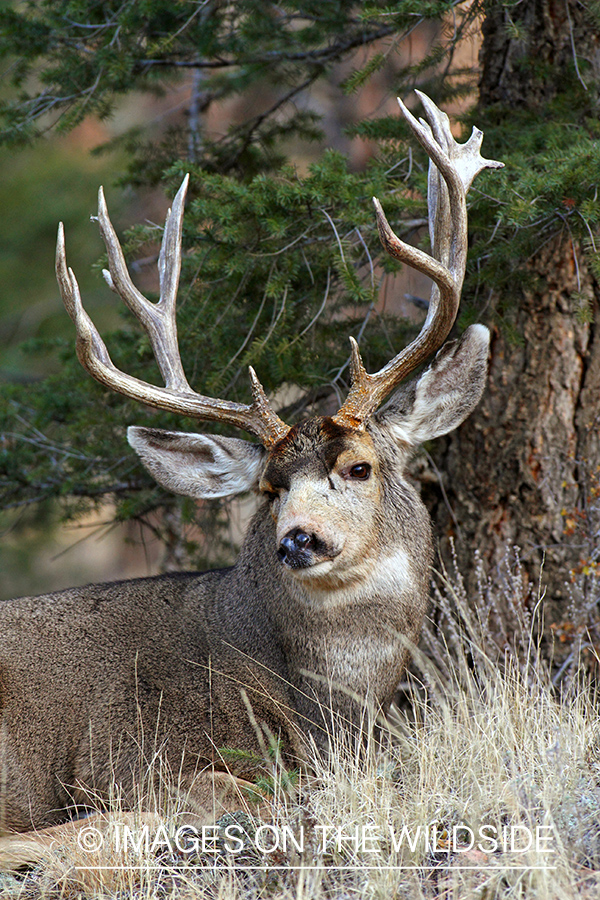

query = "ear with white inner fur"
[127,427,267,499]
[377,323,490,446]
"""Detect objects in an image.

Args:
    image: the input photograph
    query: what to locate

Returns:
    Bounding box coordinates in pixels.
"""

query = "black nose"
[277,528,314,567]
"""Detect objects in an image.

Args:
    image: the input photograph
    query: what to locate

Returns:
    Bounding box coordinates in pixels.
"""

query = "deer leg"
[0,814,117,870]
[0,772,273,871]
[177,770,274,825]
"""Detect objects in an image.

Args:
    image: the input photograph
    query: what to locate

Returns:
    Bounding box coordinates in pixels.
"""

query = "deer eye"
[348,463,371,480]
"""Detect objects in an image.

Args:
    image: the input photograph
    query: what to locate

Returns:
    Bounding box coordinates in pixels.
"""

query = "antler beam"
[56,176,290,449]
[333,91,503,429]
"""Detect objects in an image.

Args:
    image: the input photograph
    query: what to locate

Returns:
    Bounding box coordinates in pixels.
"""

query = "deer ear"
[127,427,266,499]
[378,324,489,446]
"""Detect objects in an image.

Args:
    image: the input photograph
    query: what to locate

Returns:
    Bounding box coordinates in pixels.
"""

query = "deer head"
[56,93,502,591]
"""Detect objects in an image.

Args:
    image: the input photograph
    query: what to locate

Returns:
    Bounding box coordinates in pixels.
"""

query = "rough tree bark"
[425,0,600,635]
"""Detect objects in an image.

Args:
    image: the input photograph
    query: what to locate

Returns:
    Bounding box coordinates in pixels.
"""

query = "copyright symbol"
[77,825,104,853]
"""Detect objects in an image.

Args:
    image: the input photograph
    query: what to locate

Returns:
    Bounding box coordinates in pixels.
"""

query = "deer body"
[1,570,300,831]
[1,413,439,830]
[0,94,502,846]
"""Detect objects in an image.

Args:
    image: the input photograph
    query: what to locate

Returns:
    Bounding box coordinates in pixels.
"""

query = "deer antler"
[333,91,503,429]
[56,175,290,449]
[57,94,501,446]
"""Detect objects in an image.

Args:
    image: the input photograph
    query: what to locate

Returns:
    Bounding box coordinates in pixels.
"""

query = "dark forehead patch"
[262,416,356,489]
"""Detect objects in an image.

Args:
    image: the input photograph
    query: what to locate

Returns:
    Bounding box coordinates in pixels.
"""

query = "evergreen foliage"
[1,0,599,582]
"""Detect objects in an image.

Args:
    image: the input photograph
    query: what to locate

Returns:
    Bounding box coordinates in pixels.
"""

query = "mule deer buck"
[0,94,501,857]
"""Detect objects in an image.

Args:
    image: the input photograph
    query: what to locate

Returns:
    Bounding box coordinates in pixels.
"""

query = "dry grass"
[2,554,600,899]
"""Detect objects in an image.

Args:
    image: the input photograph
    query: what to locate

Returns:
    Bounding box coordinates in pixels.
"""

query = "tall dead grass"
[2,552,600,899]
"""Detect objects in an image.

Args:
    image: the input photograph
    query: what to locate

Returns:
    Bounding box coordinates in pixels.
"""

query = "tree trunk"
[425,0,600,637]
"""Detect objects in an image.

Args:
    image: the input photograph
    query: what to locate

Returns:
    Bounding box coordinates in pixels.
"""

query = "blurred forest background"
[0,0,599,671]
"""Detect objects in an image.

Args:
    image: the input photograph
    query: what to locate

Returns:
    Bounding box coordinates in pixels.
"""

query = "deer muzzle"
[277,527,337,569]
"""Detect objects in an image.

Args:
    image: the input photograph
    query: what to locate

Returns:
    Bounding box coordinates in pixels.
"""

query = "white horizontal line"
[74,865,558,872]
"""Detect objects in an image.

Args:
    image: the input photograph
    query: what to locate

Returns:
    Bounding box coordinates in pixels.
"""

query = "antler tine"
[97,176,190,392]
[333,93,503,429]
[56,178,290,449]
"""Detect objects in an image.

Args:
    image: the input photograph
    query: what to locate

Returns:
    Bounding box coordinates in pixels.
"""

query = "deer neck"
[236,503,431,716]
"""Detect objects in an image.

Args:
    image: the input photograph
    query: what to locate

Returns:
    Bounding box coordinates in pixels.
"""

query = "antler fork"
[56,175,290,448]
